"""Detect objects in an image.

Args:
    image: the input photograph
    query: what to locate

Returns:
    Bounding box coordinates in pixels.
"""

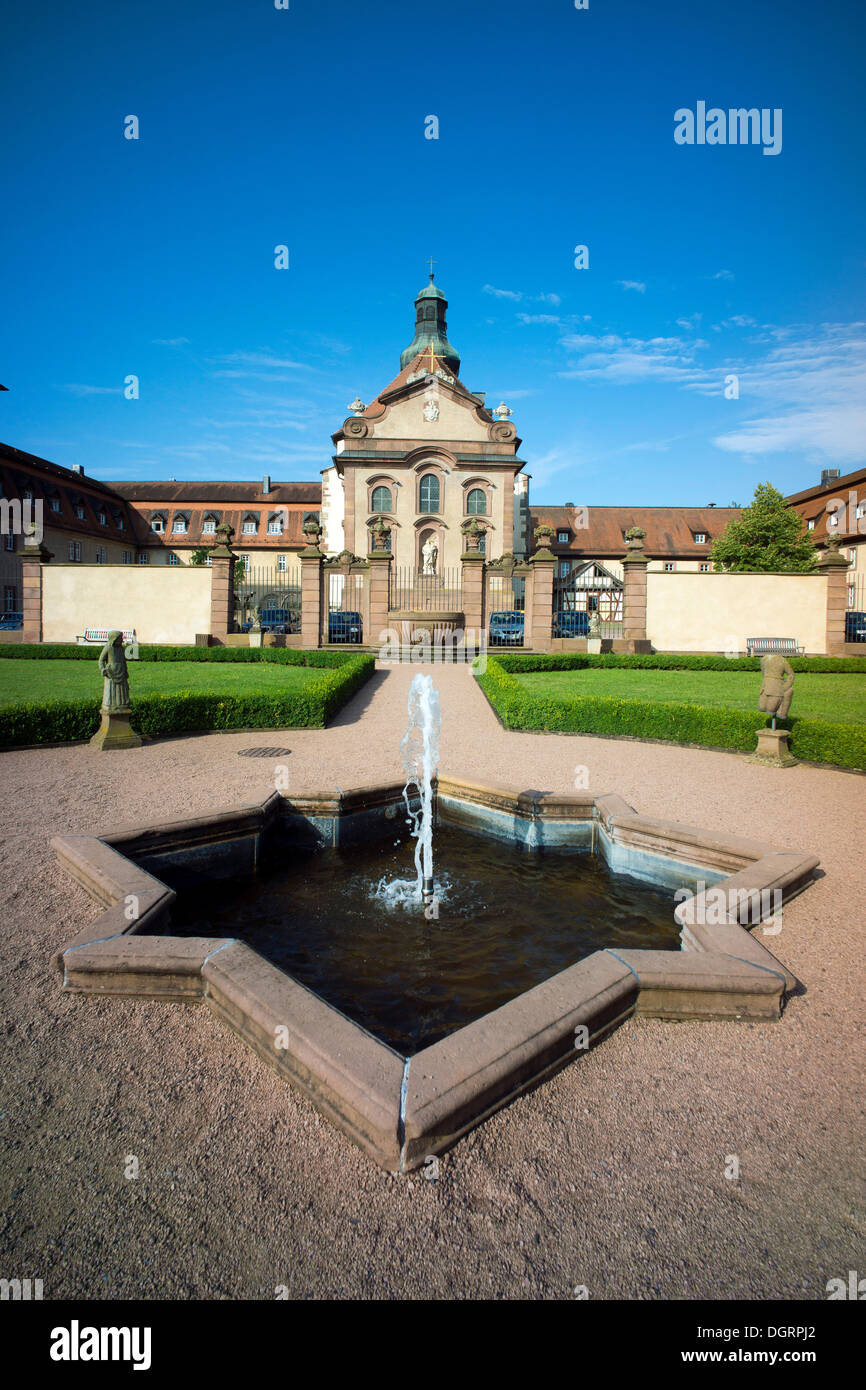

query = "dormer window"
[828,513,839,528]
[557,531,569,543]
[242,516,257,535]
[75,503,85,520]
[50,496,61,513]
[807,518,816,530]
[172,516,187,534]
[202,516,217,535]
[151,515,165,533]
[267,515,284,535]
[693,532,707,544]
[117,516,124,531]
[98,510,107,526]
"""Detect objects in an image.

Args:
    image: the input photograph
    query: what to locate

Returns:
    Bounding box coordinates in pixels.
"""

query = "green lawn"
[0,659,322,706]
[513,668,866,725]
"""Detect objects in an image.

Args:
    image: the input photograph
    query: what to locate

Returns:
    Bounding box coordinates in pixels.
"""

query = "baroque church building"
[321,274,531,570]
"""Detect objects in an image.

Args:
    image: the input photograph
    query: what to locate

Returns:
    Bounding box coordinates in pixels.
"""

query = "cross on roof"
[427,255,437,280]
[423,343,446,371]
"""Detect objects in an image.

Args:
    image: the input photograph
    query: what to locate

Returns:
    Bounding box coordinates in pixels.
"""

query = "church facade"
[321,275,530,570]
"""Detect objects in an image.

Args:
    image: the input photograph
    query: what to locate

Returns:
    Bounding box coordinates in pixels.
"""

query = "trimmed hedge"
[475,657,866,771]
[0,653,375,747]
[495,651,866,675]
[0,643,354,667]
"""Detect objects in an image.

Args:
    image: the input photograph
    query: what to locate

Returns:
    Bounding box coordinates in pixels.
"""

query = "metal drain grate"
[237,747,292,758]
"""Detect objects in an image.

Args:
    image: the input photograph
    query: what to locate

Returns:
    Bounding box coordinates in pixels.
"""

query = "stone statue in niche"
[421,537,439,575]
[758,653,795,727]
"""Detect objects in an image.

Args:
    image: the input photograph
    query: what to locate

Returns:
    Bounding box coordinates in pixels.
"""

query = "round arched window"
[419,474,440,513]
[467,487,487,515]
[371,485,392,513]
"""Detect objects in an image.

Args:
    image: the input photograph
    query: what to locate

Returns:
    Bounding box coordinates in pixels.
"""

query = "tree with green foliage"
[189,546,213,566]
[711,482,818,573]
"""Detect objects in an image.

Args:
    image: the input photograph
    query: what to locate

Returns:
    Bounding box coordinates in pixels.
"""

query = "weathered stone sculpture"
[751,653,796,767]
[89,631,141,750]
[422,537,438,575]
[758,654,795,723]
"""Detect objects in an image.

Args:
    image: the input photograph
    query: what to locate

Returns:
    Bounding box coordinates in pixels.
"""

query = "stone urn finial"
[624,526,647,552]
[493,401,513,420]
[371,515,392,552]
[826,532,843,553]
[211,521,235,556]
[348,397,366,417]
[533,524,554,550]
[462,518,483,552]
[302,519,323,552]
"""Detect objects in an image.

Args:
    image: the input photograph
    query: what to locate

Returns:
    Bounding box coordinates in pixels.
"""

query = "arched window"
[371,485,392,513]
[425,305,436,320]
[478,531,486,556]
[419,473,440,513]
[467,487,487,515]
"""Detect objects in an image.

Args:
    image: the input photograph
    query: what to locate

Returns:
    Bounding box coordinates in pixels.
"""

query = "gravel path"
[0,663,863,1300]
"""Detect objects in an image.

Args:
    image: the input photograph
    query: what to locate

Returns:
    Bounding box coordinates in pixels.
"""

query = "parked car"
[845,610,866,643]
[258,607,301,634]
[552,610,590,638]
[328,610,363,644]
[0,612,23,630]
[489,611,525,646]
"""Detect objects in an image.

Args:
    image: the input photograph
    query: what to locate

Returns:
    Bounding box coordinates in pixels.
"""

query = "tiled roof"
[109,480,322,504]
[785,467,865,543]
[140,506,317,549]
[530,506,742,558]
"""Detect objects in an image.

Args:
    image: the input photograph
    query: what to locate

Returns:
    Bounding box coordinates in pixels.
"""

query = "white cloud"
[713,269,735,281]
[482,284,523,301]
[517,313,561,325]
[64,384,123,396]
[209,351,318,377]
[152,337,190,347]
[482,285,561,305]
[618,280,646,294]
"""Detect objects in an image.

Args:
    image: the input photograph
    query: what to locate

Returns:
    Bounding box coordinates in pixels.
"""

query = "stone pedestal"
[816,538,851,656]
[587,637,602,655]
[89,709,142,751]
[527,550,556,652]
[749,727,797,768]
[622,543,649,646]
[367,552,392,651]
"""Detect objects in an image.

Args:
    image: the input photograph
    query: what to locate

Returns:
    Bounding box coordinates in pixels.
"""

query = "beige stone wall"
[350,464,507,570]
[646,571,829,654]
[370,395,489,442]
[42,565,213,644]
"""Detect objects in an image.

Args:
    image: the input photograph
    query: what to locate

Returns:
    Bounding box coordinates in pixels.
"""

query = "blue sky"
[2,0,864,505]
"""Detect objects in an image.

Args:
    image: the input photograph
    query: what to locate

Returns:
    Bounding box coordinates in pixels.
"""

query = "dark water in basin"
[157,825,683,1055]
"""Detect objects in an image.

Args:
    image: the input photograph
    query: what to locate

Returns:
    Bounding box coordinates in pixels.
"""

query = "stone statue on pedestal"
[98,631,131,711]
[90,631,141,750]
[751,653,796,767]
[758,653,795,726]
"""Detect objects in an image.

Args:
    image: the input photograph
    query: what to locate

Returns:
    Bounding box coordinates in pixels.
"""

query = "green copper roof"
[400,276,460,374]
[416,280,446,301]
